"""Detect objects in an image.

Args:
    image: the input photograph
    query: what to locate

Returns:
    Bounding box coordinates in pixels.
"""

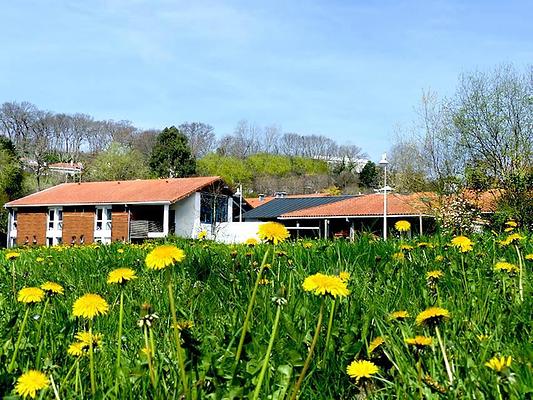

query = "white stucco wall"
[173,193,199,238]
[211,221,262,243]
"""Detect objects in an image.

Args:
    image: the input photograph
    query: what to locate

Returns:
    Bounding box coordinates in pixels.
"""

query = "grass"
[0,231,532,399]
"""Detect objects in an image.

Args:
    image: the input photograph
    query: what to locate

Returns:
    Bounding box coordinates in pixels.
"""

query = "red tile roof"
[6,176,222,207]
[279,192,436,218]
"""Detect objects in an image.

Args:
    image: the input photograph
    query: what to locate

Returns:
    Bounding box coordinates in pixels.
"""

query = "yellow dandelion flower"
[245,237,258,246]
[257,221,290,244]
[392,252,405,261]
[405,336,433,347]
[145,245,185,270]
[6,251,20,260]
[435,255,444,262]
[525,253,533,261]
[140,346,151,357]
[36,257,45,262]
[175,320,194,331]
[395,220,411,232]
[75,331,103,349]
[258,278,271,285]
[302,273,350,298]
[494,261,518,274]
[400,244,414,252]
[504,227,514,232]
[72,293,109,319]
[40,282,64,295]
[389,310,409,321]
[505,220,517,227]
[450,236,473,252]
[499,233,524,246]
[346,360,379,383]
[415,307,450,326]
[67,342,85,357]
[368,337,385,354]
[15,370,49,399]
[197,230,207,240]
[117,248,124,254]
[485,356,512,372]
[417,242,433,248]
[303,242,313,249]
[107,268,138,284]
[339,271,351,282]
[426,270,444,280]
[17,287,45,304]
[477,334,490,342]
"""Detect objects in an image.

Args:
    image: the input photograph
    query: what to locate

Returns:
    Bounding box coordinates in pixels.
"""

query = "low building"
[5,176,243,247]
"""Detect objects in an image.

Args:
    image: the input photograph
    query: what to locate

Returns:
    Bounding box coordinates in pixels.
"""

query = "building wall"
[16,209,46,246]
[173,194,198,238]
[111,207,129,242]
[63,208,95,244]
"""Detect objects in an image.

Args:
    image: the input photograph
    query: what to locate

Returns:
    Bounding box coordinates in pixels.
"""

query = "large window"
[94,206,112,244]
[46,207,63,246]
[200,193,228,224]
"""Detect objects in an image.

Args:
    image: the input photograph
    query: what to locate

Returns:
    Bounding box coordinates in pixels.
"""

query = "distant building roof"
[6,176,223,207]
[243,196,355,220]
[279,193,436,219]
[48,162,83,173]
[246,193,332,208]
[278,190,501,219]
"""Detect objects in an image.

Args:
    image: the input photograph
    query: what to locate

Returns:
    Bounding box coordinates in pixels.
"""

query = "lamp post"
[379,153,389,240]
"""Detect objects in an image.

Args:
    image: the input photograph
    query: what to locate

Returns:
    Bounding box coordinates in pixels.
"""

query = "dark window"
[200,193,228,224]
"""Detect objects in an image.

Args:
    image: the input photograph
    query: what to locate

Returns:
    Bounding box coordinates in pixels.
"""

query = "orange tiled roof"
[6,176,222,207]
[279,192,436,218]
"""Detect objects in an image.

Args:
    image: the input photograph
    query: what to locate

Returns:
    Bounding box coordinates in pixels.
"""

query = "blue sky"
[1,1,531,160]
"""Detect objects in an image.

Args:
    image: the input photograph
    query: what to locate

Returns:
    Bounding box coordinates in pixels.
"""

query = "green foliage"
[0,232,531,398]
[198,153,329,189]
[197,153,253,187]
[149,126,196,178]
[359,161,380,189]
[0,138,24,237]
[85,142,152,181]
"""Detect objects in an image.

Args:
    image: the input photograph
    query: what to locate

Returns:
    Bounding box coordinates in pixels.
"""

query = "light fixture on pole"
[235,184,243,222]
[379,153,389,240]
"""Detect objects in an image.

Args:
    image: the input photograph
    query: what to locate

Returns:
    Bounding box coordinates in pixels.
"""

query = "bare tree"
[178,122,216,158]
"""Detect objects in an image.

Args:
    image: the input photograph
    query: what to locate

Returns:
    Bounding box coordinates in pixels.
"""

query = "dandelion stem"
[89,321,96,395]
[11,261,16,301]
[8,306,30,373]
[234,250,270,365]
[252,303,282,400]
[167,279,189,399]
[115,289,124,392]
[322,299,336,361]
[435,326,453,385]
[35,297,50,368]
[149,327,159,387]
[144,326,157,390]
[514,244,524,302]
[290,300,325,400]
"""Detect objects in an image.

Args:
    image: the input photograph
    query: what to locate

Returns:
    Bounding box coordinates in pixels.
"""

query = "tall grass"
[0,232,531,398]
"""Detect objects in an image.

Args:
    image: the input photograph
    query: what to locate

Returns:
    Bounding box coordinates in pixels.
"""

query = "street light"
[379,153,389,240]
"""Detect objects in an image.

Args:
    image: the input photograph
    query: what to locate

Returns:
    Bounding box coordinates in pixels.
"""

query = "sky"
[0,0,531,160]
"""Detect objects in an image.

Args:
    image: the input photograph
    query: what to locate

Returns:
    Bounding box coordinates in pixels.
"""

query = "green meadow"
[1,230,532,399]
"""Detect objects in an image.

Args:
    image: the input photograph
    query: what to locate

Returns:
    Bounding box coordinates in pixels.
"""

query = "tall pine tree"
[149,126,196,178]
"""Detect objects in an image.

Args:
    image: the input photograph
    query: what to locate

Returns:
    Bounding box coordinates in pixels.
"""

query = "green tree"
[85,142,152,181]
[0,137,24,240]
[149,126,196,178]
[359,161,380,189]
